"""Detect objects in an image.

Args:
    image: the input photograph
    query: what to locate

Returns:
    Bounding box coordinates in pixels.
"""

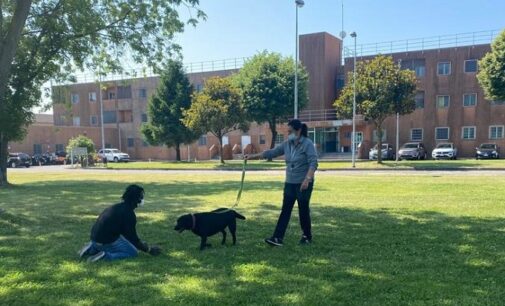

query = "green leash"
[230,159,247,209]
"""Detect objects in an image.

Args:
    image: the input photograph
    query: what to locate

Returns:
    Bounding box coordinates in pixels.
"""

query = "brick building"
[10,29,504,159]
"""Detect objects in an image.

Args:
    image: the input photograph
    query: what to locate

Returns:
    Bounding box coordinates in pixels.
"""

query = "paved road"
[8,165,505,176]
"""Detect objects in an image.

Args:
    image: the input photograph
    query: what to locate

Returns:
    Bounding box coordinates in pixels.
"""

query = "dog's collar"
[191,213,196,230]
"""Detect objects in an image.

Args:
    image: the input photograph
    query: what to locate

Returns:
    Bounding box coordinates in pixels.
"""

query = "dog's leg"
[229,220,237,245]
[221,230,227,245]
[200,236,209,250]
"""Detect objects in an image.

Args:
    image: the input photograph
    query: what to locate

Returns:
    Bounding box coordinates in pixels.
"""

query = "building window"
[435,127,450,140]
[411,129,423,141]
[415,91,425,109]
[103,111,117,124]
[55,115,66,126]
[436,95,450,108]
[71,93,80,104]
[195,84,203,92]
[275,134,285,144]
[259,135,266,145]
[88,92,97,102]
[463,93,477,107]
[464,59,478,73]
[437,61,451,75]
[108,91,116,100]
[462,126,476,140]
[33,144,42,155]
[127,138,135,148]
[354,132,363,145]
[198,135,207,146]
[401,59,426,77]
[90,115,98,126]
[373,129,387,142]
[73,116,80,126]
[55,144,64,152]
[117,85,132,99]
[141,113,148,123]
[139,88,147,99]
[489,125,504,139]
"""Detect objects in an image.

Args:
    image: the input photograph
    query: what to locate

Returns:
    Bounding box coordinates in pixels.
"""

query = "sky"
[175,0,505,63]
[37,0,505,113]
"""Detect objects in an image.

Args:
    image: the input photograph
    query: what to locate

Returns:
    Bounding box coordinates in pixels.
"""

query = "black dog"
[174,208,246,250]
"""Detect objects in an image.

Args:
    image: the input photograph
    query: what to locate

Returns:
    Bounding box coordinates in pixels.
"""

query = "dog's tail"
[233,210,246,220]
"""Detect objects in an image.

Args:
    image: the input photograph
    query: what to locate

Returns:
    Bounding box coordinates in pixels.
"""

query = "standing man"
[245,119,318,246]
[78,184,161,262]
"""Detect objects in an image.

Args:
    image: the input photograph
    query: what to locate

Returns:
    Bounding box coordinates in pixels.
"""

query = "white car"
[98,149,130,162]
[432,143,458,160]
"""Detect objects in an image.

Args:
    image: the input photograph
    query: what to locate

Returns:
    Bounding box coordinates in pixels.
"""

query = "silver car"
[398,142,427,160]
[369,143,395,160]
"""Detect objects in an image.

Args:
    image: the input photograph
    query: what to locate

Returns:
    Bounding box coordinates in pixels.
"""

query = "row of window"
[401,59,478,78]
[72,113,148,126]
[378,126,505,142]
[71,88,147,104]
[33,144,66,155]
[414,92,485,109]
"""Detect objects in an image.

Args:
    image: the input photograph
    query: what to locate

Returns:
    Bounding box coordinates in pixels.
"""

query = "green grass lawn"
[105,158,505,171]
[1,171,505,305]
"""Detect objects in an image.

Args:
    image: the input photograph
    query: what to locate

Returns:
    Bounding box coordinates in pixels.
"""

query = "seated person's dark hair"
[122,184,144,204]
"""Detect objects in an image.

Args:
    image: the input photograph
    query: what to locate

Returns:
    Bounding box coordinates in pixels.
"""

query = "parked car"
[475,143,500,159]
[369,143,395,160]
[398,142,427,160]
[98,148,130,162]
[432,143,458,160]
[7,153,31,168]
[31,152,57,166]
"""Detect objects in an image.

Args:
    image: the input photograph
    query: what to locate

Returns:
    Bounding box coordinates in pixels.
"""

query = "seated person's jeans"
[88,235,138,261]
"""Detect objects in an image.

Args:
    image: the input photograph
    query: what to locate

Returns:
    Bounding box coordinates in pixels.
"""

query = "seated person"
[78,184,161,262]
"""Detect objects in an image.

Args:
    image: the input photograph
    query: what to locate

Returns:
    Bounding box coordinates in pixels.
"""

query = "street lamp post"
[350,32,357,168]
[98,73,105,153]
[294,0,304,119]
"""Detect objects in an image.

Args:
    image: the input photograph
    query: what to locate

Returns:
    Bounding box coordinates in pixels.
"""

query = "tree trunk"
[175,143,181,161]
[218,133,224,164]
[0,133,9,187]
[0,133,8,187]
[267,118,277,162]
[376,122,383,164]
[268,118,277,149]
[0,2,32,188]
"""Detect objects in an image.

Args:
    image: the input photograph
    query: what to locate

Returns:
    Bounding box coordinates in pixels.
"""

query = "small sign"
[71,147,88,156]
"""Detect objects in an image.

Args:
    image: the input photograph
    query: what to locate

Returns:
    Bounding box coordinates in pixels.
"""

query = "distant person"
[78,184,161,262]
[245,119,318,246]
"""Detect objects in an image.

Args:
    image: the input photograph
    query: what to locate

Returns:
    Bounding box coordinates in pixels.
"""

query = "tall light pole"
[350,31,357,168]
[98,72,105,152]
[294,0,304,119]
[395,59,402,163]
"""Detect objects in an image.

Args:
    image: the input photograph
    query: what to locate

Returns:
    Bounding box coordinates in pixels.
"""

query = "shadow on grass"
[380,160,493,170]
[1,181,505,306]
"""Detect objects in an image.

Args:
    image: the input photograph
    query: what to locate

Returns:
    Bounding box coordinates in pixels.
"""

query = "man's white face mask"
[139,198,145,207]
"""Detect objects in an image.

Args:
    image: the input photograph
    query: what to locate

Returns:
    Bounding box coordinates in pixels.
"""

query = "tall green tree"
[183,77,247,164]
[0,1,205,186]
[477,30,505,102]
[334,55,417,163]
[233,51,308,149]
[141,60,198,161]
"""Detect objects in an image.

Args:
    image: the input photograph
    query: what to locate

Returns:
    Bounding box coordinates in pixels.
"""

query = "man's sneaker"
[78,242,97,258]
[265,237,283,246]
[299,235,312,245]
[87,251,106,263]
